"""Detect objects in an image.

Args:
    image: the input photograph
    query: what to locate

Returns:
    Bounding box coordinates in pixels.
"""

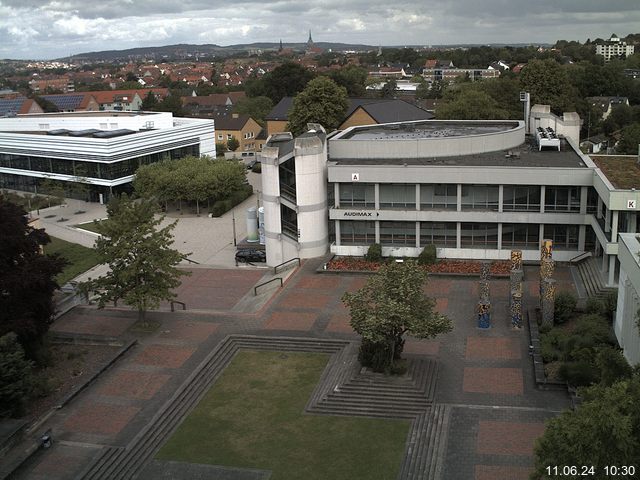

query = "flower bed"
[326,256,510,275]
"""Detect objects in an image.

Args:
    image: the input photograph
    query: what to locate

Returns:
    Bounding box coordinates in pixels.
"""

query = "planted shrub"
[0,333,34,417]
[554,291,577,324]
[596,347,632,386]
[364,243,383,262]
[585,297,605,315]
[418,244,437,265]
[251,162,262,173]
[558,360,599,387]
[602,291,618,322]
[358,337,405,373]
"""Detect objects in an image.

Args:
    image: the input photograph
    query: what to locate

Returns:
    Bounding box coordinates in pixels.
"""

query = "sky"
[1,0,639,60]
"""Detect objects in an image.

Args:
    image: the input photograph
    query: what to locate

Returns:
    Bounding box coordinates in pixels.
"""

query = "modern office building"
[614,233,640,366]
[0,111,215,202]
[260,107,640,289]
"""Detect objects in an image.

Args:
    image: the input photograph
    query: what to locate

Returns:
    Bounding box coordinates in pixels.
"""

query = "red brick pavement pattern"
[63,403,140,436]
[263,311,318,331]
[31,449,90,477]
[157,321,219,343]
[132,344,196,369]
[475,465,532,480]
[476,421,546,456]
[97,370,171,399]
[169,268,264,310]
[463,367,524,395]
[278,291,331,309]
[435,298,448,313]
[50,314,136,337]
[404,339,440,356]
[466,337,521,360]
[346,277,369,292]
[296,276,341,290]
[527,281,540,298]
[424,279,452,297]
[488,280,511,297]
[325,313,354,334]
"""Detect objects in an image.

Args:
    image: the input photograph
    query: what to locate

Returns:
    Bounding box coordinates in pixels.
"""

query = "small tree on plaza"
[84,195,189,325]
[342,261,453,373]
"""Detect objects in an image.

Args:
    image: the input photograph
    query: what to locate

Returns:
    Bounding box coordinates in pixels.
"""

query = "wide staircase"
[576,256,617,299]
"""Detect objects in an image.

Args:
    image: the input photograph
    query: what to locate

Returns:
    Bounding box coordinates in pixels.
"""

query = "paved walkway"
[13,261,573,480]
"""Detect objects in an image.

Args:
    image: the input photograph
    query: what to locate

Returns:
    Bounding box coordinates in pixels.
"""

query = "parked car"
[235,249,266,263]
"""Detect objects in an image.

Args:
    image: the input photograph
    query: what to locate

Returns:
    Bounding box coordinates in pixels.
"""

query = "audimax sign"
[342,210,379,217]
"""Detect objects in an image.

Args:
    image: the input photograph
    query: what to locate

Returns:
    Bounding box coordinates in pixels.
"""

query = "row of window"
[336,183,595,213]
[339,221,580,250]
[0,145,199,180]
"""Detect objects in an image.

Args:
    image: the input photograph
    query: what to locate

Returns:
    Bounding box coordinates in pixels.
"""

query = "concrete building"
[595,34,635,62]
[615,233,640,366]
[0,111,215,202]
[259,107,640,291]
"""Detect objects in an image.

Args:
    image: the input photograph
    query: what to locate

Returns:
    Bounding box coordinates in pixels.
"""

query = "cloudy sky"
[1,0,639,60]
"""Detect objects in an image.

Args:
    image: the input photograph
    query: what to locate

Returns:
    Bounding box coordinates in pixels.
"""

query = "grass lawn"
[44,236,101,285]
[157,350,410,480]
[74,220,105,234]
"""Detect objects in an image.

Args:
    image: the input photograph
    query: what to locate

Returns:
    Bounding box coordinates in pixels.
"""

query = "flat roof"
[591,155,640,189]
[16,111,157,118]
[330,136,586,169]
[339,120,520,140]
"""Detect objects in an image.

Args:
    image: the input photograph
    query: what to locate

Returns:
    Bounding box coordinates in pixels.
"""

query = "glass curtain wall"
[420,184,457,210]
[503,186,541,211]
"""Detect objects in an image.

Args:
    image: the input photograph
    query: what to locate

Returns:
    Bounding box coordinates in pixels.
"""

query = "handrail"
[181,255,200,265]
[569,251,592,263]
[170,300,186,312]
[254,277,283,296]
[273,257,301,274]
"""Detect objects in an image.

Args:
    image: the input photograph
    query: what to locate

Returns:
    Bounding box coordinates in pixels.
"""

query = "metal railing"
[170,300,186,312]
[569,251,592,264]
[274,257,301,274]
[254,277,283,296]
[181,255,200,265]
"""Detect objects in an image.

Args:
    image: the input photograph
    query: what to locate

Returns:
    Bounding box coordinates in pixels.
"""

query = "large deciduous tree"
[287,76,348,136]
[532,373,640,477]
[0,333,34,417]
[85,195,188,325]
[246,62,315,104]
[0,196,65,359]
[519,59,578,114]
[436,89,509,120]
[342,261,453,372]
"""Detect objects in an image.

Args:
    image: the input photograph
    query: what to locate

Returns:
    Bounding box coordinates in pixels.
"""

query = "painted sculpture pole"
[539,239,556,327]
[541,278,556,328]
[477,261,491,329]
[510,249,524,328]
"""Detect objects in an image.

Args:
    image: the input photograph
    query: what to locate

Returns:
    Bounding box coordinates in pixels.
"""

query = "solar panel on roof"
[0,98,26,116]
[68,129,101,137]
[42,95,84,110]
[92,129,136,139]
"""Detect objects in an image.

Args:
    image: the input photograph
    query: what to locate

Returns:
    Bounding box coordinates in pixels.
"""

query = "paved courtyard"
[13,260,573,480]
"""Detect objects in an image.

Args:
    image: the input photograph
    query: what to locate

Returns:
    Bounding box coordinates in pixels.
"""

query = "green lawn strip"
[157,350,410,480]
[74,220,105,234]
[44,236,101,285]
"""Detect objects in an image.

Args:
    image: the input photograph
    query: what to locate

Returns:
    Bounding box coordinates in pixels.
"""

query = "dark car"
[235,249,266,263]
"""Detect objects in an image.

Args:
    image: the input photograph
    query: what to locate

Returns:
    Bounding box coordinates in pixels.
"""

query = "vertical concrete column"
[540,185,546,213]
[497,223,503,250]
[580,186,588,215]
[457,184,462,212]
[611,211,619,241]
[602,253,608,273]
[374,183,380,210]
[415,222,420,248]
[605,208,611,233]
[578,225,586,251]
[597,197,603,219]
[335,220,341,247]
[498,185,504,213]
[415,184,420,211]
[630,213,637,233]
[539,224,545,249]
[608,255,616,287]
[456,222,461,249]
[375,221,380,244]
[334,183,340,208]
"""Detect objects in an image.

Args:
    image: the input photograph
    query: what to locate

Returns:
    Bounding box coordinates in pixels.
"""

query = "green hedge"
[209,184,253,217]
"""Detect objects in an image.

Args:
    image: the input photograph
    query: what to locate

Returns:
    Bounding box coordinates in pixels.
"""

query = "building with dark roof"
[212,112,262,153]
[40,93,99,112]
[0,97,43,117]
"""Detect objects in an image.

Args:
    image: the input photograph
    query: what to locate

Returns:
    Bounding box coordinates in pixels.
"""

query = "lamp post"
[232,208,237,246]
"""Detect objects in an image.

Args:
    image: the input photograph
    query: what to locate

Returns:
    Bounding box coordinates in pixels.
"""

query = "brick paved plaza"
[14,261,572,479]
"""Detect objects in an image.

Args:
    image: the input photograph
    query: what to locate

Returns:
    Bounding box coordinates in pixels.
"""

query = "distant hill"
[64,41,553,63]
[65,42,378,62]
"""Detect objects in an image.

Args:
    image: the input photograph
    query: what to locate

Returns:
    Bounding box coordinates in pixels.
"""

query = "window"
[502,224,539,248]
[461,223,499,248]
[227,134,233,140]
[380,221,416,246]
[420,184,456,210]
[545,224,578,250]
[217,134,223,140]
[340,221,376,245]
[461,185,499,211]
[379,184,415,209]
[339,183,374,207]
[545,186,580,212]
[503,186,541,212]
[420,222,456,247]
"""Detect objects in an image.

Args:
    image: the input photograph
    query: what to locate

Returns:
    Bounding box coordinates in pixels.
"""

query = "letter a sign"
[351,173,360,181]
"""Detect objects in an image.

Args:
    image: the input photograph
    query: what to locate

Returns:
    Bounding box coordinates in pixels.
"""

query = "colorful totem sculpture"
[510,249,524,328]
[477,261,491,328]
[539,239,556,327]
